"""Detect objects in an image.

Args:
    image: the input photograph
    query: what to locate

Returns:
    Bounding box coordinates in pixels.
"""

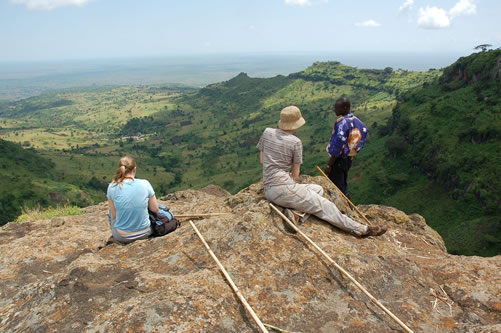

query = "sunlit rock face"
[1,177,500,332]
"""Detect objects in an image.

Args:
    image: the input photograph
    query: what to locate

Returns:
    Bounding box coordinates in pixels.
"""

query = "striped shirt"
[257,128,303,187]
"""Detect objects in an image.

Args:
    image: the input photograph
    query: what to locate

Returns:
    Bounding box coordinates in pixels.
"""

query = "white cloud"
[284,0,327,6]
[417,6,451,29]
[399,0,414,13]
[355,20,381,28]
[285,0,310,5]
[416,0,477,30]
[449,0,476,18]
[9,0,89,10]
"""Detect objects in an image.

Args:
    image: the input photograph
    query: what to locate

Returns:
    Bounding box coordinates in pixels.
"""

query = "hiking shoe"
[283,208,300,234]
[362,225,388,238]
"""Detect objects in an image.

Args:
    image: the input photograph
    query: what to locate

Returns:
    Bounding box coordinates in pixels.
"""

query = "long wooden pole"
[176,213,230,218]
[315,165,372,226]
[188,220,269,333]
[269,203,413,333]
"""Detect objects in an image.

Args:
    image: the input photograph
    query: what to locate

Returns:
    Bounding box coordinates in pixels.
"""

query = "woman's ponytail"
[112,156,136,186]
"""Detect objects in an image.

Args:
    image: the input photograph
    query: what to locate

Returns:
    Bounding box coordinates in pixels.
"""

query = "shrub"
[385,136,409,157]
[14,204,85,223]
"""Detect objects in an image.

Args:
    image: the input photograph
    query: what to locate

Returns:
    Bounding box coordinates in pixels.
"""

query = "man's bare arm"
[292,163,300,180]
[325,155,337,175]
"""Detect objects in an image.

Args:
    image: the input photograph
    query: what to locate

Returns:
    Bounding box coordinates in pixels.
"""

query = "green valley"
[1,51,499,256]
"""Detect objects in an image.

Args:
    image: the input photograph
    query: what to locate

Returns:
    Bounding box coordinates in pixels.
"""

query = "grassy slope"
[350,50,501,256]
[168,65,440,184]
[0,86,194,224]
[2,55,498,256]
[4,61,477,253]
[0,138,106,224]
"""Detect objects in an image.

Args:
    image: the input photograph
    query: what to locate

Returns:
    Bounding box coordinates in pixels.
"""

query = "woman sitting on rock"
[107,156,159,243]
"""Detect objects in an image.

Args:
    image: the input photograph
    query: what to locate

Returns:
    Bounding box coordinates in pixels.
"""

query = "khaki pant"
[265,183,367,236]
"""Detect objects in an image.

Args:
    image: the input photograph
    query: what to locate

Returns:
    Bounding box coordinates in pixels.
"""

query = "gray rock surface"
[1,176,500,332]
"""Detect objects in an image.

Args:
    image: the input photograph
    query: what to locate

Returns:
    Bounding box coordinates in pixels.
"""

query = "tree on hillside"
[474,44,492,52]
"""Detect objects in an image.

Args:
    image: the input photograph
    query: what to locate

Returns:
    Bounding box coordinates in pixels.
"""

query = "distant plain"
[0,52,461,101]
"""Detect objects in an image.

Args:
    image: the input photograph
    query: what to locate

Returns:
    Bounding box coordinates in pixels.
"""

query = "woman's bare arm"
[108,198,117,219]
[148,194,159,213]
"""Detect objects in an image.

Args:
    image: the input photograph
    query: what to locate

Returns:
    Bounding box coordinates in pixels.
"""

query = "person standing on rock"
[107,156,159,243]
[324,97,368,197]
[257,105,386,237]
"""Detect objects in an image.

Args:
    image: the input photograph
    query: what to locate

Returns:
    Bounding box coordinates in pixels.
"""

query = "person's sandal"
[362,225,388,237]
[283,208,300,234]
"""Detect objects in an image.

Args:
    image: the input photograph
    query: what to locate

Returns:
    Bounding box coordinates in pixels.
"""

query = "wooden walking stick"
[315,165,372,226]
[188,220,269,333]
[176,213,230,219]
[269,203,414,333]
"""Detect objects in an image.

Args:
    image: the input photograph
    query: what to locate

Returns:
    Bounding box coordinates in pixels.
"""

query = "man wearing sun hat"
[257,105,386,237]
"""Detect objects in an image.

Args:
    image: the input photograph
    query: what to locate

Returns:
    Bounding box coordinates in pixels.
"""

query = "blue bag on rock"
[148,204,180,237]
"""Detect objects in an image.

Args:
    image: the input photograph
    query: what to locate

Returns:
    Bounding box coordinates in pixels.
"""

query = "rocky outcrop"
[1,176,500,332]
[440,50,501,85]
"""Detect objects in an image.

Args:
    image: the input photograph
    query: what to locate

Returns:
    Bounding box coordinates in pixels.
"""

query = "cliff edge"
[1,176,499,332]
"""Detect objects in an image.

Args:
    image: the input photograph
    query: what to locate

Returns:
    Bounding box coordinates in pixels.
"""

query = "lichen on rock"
[0,177,499,332]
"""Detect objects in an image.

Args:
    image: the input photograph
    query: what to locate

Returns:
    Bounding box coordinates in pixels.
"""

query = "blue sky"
[1,0,500,61]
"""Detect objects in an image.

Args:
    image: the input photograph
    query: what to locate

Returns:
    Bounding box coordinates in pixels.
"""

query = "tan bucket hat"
[278,106,306,130]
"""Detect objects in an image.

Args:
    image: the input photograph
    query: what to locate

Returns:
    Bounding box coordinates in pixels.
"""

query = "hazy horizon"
[0,50,462,67]
[1,0,497,100]
[2,1,499,61]
[0,51,467,101]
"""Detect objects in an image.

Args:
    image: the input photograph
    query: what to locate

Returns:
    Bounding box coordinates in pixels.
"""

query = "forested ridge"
[351,50,501,256]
